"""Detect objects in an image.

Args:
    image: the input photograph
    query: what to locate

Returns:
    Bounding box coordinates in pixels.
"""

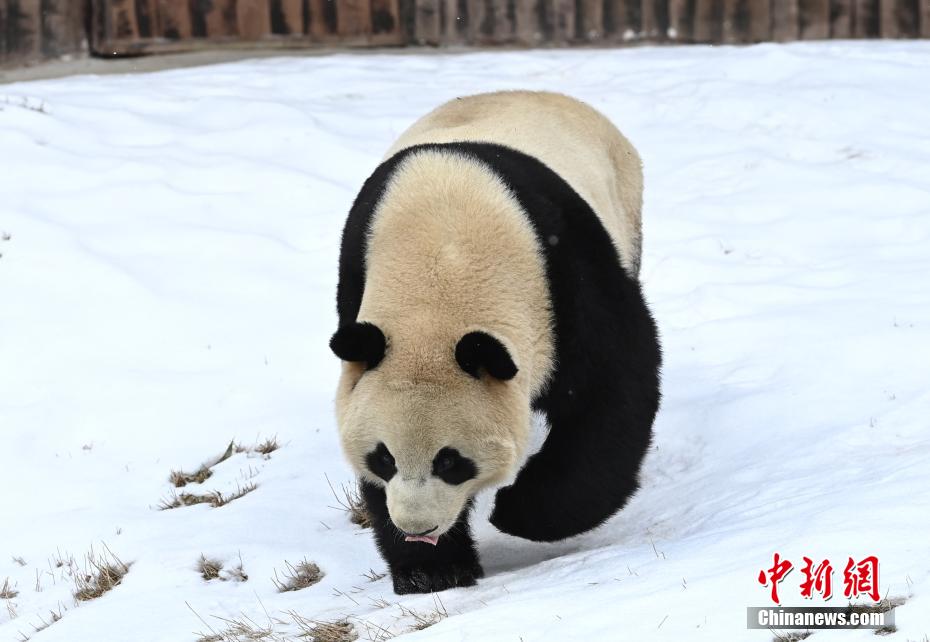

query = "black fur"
[329,321,386,369]
[432,447,478,485]
[455,331,519,380]
[336,142,661,589]
[365,442,396,482]
[360,480,483,594]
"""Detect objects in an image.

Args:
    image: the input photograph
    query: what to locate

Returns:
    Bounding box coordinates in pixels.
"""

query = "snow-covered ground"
[1,41,929,642]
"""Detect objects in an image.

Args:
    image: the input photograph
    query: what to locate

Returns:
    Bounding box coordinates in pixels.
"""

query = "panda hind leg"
[360,480,483,595]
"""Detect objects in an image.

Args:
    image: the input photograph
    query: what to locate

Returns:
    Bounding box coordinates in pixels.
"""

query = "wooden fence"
[2,0,930,68]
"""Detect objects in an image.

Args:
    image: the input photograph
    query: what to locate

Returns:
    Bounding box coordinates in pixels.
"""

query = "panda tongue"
[404,534,439,545]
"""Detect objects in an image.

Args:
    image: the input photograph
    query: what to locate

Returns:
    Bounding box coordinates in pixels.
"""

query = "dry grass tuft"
[254,436,280,456]
[29,605,64,634]
[224,558,249,583]
[168,437,279,492]
[73,547,130,602]
[771,632,811,642]
[202,615,276,641]
[1,577,18,599]
[170,466,214,488]
[198,554,248,582]
[362,569,386,583]
[398,595,449,631]
[289,612,357,642]
[11,556,26,567]
[199,556,224,581]
[160,482,257,510]
[325,475,371,529]
[273,559,323,592]
[169,440,238,488]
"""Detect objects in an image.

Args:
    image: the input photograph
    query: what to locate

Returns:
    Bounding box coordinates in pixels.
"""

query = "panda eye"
[366,442,396,482]
[435,454,455,473]
[432,447,478,485]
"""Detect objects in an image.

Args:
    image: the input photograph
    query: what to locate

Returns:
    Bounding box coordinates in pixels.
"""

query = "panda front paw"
[391,559,484,595]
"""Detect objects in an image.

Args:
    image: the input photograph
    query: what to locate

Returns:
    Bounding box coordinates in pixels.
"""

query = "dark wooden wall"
[1,0,86,67]
[2,0,929,68]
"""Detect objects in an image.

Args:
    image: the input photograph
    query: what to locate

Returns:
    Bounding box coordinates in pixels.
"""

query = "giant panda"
[330,91,661,595]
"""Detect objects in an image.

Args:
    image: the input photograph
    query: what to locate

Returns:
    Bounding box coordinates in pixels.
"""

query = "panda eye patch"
[431,447,478,485]
[366,442,396,482]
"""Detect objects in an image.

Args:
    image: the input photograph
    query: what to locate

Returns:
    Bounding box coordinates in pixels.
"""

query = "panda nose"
[401,525,438,538]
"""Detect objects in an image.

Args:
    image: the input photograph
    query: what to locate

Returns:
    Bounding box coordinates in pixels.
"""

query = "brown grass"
[170,466,214,488]
[254,436,280,456]
[1,577,18,599]
[398,595,448,631]
[199,556,224,581]
[160,482,257,510]
[168,437,279,491]
[198,554,248,582]
[325,475,371,529]
[169,440,238,488]
[73,547,130,602]
[272,559,323,592]
[289,613,357,642]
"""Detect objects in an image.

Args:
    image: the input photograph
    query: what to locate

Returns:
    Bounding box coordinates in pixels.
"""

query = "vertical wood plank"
[693,0,723,41]
[273,0,303,35]
[3,0,41,62]
[308,0,336,38]
[468,0,515,43]
[414,0,441,43]
[110,0,139,40]
[606,0,641,39]
[159,0,191,39]
[370,0,402,42]
[492,0,515,40]
[882,0,919,36]
[336,0,371,38]
[854,0,880,35]
[668,0,696,41]
[830,0,854,36]
[40,0,86,56]
[799,0,830,38]
[441,0,467,41]
[723,0,747,42]
[772,0,800,39]
[654,0,671,38]
[204,0,238,37]
[748,0,770,40]
[466,0,484,41]
[515,0,543,43]
[0,1,7,59]
[134,0,158,38]
[880,0,898,34]
[543,0,575,43]
[579,0,604,40]
[641,0,670,39]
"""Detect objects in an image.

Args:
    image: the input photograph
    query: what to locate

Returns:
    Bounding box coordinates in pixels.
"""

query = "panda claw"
[391,561,483,594]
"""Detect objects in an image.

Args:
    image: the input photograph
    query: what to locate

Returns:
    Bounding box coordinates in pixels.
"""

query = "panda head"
[331,321,527,544]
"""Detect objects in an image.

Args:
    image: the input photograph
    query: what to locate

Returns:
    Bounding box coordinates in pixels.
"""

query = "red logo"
[758,554,879,604]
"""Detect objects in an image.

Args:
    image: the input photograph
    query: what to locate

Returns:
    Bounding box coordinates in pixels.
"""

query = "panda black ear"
[455,331,518,381]
[330,322,386,369]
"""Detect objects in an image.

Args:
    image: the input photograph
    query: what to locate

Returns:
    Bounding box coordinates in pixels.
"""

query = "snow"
[2,41,930,641]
